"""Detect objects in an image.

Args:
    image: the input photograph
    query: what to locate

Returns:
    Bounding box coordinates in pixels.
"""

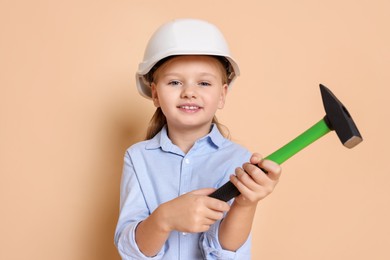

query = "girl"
[115,19,282,260]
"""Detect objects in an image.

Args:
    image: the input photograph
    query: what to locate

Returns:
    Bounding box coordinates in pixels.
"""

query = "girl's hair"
[144,55,230,140]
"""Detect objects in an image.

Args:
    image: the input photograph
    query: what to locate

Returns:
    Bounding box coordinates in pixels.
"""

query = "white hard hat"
[136,18,240,99]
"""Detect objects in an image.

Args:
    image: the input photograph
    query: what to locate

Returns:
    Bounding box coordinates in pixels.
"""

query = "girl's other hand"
[230,153,282,207]
[157,188,230,233]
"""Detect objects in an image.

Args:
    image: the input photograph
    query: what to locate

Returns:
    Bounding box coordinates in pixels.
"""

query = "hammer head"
[320,84,363,148]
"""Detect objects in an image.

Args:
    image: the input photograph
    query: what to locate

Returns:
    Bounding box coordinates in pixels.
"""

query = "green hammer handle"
[209,118,331,202]
[265,118,331,164]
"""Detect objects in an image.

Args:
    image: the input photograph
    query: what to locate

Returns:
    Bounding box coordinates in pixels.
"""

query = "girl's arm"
[136,188,230,257]
[134,208,170,257]
[218,154,282,251]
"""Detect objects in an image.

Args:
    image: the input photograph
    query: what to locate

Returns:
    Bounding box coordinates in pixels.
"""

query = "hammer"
[209,84,363,202]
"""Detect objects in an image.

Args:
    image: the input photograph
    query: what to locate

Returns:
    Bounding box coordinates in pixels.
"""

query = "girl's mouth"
[179,105,200,110]
[178,105,202,112]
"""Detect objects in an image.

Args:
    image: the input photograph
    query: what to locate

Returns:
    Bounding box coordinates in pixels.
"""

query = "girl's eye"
[199,82,211,87]
[168,80,181,86]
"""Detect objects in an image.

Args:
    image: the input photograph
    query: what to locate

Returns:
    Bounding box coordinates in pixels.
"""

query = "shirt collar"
[203,123,225,148]
[145,124,225,152]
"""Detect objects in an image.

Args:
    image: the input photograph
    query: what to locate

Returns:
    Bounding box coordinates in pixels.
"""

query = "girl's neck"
[167,124,212,154]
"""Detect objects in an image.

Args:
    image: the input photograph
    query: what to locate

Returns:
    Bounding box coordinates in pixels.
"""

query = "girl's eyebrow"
[160,72,181,77]
[198,72,218,78]
[161,72,218,78]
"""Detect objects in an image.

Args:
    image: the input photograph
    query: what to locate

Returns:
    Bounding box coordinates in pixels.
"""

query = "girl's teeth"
[182,106,198,110]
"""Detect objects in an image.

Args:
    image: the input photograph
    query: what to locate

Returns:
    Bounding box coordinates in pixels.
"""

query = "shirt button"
[185,158,190,164]
[182,232,187,236]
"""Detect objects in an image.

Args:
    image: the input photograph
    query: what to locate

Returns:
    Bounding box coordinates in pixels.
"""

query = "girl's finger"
[242,163,269,184]
[229,172,252,195]
[234,167,261,191]
[258,160,282,181]
[249,153,263,165]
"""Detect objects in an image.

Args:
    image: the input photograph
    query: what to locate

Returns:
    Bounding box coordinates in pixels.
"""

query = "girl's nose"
[181,84,197,99]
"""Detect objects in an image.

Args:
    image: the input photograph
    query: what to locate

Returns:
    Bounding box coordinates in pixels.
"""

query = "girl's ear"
[218,84,228,109]
[151,83,160,107]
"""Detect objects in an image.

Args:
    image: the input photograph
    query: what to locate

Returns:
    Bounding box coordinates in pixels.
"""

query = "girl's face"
[151,55,228,134]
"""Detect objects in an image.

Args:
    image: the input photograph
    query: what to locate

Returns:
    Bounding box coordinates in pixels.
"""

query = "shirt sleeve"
[114,151,166,259]
[199,219,252,260]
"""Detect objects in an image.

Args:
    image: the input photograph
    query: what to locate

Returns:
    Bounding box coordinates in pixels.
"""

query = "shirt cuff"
[199,221,251,260]
[116,221,165,259]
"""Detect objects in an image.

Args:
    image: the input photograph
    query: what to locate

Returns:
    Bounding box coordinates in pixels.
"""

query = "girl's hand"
[157,188,230,233]
[230,153,282,207]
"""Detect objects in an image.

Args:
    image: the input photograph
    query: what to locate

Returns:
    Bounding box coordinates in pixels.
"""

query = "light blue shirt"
[115,124,252,259]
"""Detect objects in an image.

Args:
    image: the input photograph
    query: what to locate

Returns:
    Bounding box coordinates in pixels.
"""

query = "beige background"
[1,0,389,259]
